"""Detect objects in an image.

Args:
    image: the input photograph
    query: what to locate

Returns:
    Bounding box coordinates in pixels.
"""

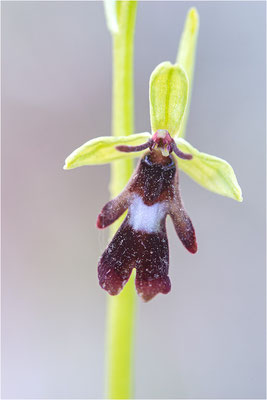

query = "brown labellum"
[97,131,197,302]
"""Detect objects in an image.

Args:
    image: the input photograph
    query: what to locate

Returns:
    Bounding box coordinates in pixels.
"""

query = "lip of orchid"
[96,147,197,302]
[101,129,196,299]
[116,129,193,160]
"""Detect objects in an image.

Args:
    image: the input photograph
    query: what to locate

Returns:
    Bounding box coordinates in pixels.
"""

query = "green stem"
[106,2,137,399]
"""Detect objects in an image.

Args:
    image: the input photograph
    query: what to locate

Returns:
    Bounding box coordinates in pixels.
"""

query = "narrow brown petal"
[172,141,193,160]
[167,165,197,254]
[116,139,152,153]
[169,203,197,254]
[97,190,131,229]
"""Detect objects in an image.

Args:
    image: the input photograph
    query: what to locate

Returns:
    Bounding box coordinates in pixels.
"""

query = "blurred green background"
[2,1,266,398]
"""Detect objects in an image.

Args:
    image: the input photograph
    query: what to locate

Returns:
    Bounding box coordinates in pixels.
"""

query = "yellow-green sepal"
[149,62,189,138]
[63,132,151,170]
[176,138,243,202]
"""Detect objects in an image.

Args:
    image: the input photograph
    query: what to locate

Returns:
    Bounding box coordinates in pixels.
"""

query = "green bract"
[149,62,188,137]
[176,8,199,138]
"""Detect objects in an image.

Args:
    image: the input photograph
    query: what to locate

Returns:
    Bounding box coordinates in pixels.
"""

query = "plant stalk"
[106,2,137,399]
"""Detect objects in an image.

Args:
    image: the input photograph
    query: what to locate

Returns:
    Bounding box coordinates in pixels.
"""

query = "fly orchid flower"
[64,12,242,302]
[96,129,196,301]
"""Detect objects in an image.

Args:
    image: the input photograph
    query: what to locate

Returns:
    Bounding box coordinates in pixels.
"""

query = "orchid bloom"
[64,14,242,302]
[95,129,197,301]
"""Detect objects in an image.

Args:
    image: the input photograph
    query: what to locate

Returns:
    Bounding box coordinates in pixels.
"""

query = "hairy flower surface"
[97,130,196,301]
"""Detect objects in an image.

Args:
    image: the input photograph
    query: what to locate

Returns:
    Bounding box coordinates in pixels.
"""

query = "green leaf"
[63,132,151,170]
[149,62,189,138]
[103,0,119,34]
[176,138,243,202]
[176,8,199,138]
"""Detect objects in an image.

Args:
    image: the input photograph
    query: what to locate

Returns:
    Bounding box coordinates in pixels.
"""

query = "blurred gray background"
[2,1,266,399]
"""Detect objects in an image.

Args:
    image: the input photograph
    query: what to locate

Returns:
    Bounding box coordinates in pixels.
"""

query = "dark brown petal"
[134,229,171,302]
[135,276,171,302]
[129,154,176,205]
[98,221,136,295]
[98,262,133,296]
[97,190,131,229]
[169,203,197,254]
[116,139,152,153]
[98,217,171,301]
[172,141,193,160]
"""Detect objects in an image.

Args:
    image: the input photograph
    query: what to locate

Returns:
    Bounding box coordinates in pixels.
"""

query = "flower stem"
[106,2,137,399]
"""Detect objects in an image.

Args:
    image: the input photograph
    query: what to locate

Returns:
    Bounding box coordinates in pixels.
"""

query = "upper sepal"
[176,138,243,202]
[63,132,151,169]
[149,62,189,138]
